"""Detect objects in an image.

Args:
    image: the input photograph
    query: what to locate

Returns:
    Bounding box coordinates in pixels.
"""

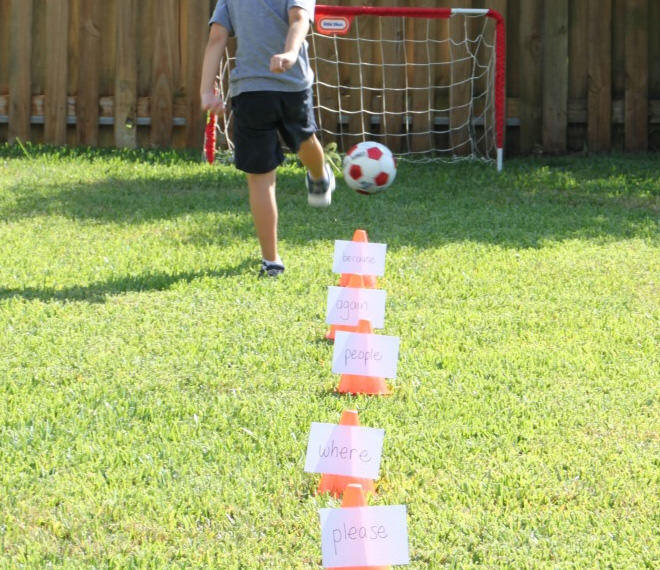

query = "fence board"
[612,0,626,99]
[624,0,648,151]
[30,0,46,97]
[334,0,369,151]
[542,0,568,154]
[650,0,660,149]
[309,28,339,147]
[77,0,101,145]
[518,0,543,153]
[151,0,177,147]
[115,0,137,148]
[379,0,407,152]
[45,0,69,144]
[68,0,80,99]
[506,0,519,100]
[8,0,32,142]
[0,0,10,95]
[138,0,154,99]
[587,0,611,152]
[567,1,588,151]
[569,1,588,101]
[449,0,472,156]
[309,21,341,148]
[650,0,660,97]
[360,0,382,145]
[184,0,212,149]
[407,0,440,154]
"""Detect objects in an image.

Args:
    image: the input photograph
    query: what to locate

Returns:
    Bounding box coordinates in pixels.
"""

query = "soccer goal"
[207,5,506,171]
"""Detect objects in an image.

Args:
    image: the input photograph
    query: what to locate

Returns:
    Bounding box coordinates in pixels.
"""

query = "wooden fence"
[1,0,659,155]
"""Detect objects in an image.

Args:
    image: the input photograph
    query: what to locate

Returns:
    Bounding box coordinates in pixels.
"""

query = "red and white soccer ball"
[342,141,397,194]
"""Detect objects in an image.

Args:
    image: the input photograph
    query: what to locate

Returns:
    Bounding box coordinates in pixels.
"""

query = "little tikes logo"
[316,16,352,36]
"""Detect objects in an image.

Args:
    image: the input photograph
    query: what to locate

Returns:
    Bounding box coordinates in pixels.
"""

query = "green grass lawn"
[1,144,659,568]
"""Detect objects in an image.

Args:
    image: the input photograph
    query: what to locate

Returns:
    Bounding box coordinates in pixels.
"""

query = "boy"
[200,0,335,278]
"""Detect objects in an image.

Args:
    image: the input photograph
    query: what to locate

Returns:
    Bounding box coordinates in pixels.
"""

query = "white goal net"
[211,5,506,170]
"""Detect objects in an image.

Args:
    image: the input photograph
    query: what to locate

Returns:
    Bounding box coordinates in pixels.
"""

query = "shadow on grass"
[279,154,660,249]
[3,173,247,224]
[0,261,254,303]
[2,145,658,250]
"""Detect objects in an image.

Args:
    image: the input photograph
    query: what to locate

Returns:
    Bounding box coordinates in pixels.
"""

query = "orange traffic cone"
[352,229,369,243]
[325,322,358,341]
[336,320,391,396]
[326,273,366,341]
[317,410,375,498]
[338,229,378,289]
[327,484,389,570]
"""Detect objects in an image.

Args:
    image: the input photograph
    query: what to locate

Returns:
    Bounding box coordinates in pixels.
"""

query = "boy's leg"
[297,134,325,179]
[299,134,336,207]
[247,170,279,263]
[232,92,285,275]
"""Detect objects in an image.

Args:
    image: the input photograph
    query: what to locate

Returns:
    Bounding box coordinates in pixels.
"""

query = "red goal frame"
[313,4,506,170]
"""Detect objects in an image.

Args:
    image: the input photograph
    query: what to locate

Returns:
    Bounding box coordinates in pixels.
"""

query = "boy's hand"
[201,92,225,116]
[270,52,296,73]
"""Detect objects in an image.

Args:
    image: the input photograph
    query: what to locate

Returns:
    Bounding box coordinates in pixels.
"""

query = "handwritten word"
[345,347,382,367]
[336,298,368,321]
[332,522,389,555]
[342,254,375,265]
[318,439,372,463]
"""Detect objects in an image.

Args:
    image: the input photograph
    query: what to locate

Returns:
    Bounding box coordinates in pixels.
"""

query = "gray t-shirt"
[210,0,315,97]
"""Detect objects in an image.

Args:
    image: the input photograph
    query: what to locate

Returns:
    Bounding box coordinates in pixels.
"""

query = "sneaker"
[306,163,336,207]
[259,260,285,278]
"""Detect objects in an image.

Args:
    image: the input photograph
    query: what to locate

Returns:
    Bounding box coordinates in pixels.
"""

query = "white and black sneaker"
[259,260,285,278]
[306,163,336,207]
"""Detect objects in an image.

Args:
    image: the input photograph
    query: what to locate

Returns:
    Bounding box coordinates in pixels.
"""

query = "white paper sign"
[326,286,387,328]
[304,422,385,479]
[332,331,400,379]
[332,240,387,276]
[319,505,409,567]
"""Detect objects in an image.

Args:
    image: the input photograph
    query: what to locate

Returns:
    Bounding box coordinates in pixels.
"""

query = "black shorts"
[231,89,317,174]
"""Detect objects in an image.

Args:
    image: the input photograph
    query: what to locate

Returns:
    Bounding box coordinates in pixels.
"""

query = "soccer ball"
[342,141,397,194]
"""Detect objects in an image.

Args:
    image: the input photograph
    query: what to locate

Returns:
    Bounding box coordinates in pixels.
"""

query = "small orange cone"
[317,410,375,498]
[326,273,366,341]
[327,484,390,570]
[336,320,391,396]
[338,229,378,289]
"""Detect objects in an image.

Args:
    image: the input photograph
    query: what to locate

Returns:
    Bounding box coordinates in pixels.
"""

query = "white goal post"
[208,5,506,171]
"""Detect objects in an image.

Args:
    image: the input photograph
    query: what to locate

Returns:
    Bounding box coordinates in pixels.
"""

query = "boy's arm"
[270,6,310,73]
[200,23,229,115]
